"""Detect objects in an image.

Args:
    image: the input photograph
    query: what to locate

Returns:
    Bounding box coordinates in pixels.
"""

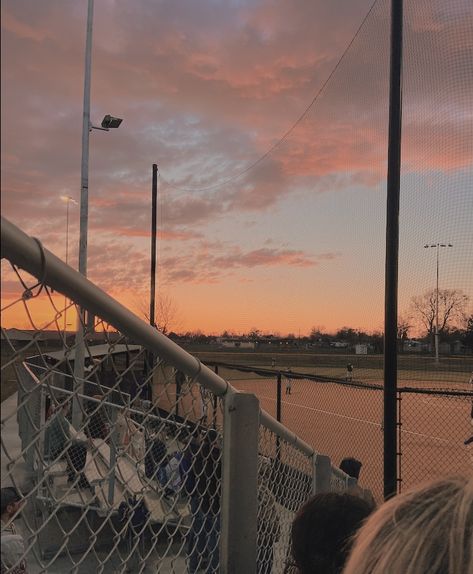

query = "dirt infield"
[225,374,472,502]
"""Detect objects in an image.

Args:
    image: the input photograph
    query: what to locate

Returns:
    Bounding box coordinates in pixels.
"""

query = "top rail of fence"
[1,216,315,458]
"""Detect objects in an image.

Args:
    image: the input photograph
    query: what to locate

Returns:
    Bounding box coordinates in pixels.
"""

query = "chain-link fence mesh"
[229,371,383,501]
[256,427,313,574]
[398,388,472,492]
[1,223,361,573]
[217,364,473,502]
[2,289,226,572]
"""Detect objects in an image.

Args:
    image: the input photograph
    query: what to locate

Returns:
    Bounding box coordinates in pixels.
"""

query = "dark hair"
[340,458,362,480]
[1,487,22,514]
[291,492,372,574]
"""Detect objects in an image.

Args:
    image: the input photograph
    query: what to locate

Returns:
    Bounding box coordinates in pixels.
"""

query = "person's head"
[343,475,473,574]
[1,487,23,521]
[291,492,372,574]
[206,428,220,446]
[340,458,362,480]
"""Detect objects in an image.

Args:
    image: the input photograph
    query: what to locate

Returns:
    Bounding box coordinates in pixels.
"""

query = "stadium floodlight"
[101,114,123,129]
[423,242,453,364]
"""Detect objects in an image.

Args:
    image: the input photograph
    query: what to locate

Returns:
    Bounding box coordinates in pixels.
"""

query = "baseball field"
[195,350,473,501]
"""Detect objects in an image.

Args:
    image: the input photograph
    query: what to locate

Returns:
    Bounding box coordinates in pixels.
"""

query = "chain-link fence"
[213,363,473,502]
[398,388,472,492]
[220,367,384,501]
[1,217,360,573]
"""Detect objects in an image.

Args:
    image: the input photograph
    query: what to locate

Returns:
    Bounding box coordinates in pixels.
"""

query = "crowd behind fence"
[1,217,359,573]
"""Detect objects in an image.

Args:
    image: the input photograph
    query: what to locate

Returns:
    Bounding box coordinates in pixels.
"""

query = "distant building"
[218,338,256,350]
[355,344,368,355]
[452,340,469,355]
[330,341,349,349]
[404,339,428,353]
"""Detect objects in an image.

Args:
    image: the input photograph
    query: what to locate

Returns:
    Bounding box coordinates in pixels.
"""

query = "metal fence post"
[312,453,331,494]
[221,391,260,573]
[276,372,282,423]
[213,365,219,428]
[108,406,118,506]
[397,390,403,492]
[276,372,282,460]
[72,320,85,429]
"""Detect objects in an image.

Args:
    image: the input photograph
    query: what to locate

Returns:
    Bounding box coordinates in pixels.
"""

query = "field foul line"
[258,395,381,428]
[258,395,451,444]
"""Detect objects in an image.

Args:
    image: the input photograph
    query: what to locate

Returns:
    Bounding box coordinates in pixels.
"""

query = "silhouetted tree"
[139,292,181,335]
[410,289,469,351]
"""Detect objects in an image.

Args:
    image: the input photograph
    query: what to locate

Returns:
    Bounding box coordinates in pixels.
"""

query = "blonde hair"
[343,475,473,574]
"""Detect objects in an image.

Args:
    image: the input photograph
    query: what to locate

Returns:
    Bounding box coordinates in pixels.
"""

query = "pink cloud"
[1,0,471,336]
[1,9,51,42]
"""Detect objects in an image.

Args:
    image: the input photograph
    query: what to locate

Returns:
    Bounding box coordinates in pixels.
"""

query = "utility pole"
[150,164,158,330]
[73,0,94,428]
[383,0,403,500]
[146,164,158,379]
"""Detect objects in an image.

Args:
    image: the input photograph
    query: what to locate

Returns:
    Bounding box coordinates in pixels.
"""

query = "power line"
[160,0,380,193]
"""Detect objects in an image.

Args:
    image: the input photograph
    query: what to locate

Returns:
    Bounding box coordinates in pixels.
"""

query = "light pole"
[73,0,123,427]
[60,195,78,333]
[78,0,122,283]
[423,243,453,363]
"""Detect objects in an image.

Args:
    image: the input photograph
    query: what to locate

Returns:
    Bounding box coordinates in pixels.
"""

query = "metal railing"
[1,216,356,573]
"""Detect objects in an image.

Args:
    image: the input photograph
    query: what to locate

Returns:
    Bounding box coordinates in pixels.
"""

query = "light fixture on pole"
[73,0,123,427]
[60,195,78,333]
[423,242,453,363]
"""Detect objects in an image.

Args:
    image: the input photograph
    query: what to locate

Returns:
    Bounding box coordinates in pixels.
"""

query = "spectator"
[84,396,109,440]
[181,429,204,571]
[340,458,376,509]
[343,475,473,574]
[44,401,90,489]
[1,487,27,573]
[186,429,221,574]
[144,432,168,485]
[290,492,372,574]
[116,409,131,447]
[118,494,150,570]
[339,458,362,480]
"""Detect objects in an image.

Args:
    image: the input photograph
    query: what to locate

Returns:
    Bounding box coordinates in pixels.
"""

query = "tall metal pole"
[146,164,158,380]
[276,372,282,423]
[64,199,70,333]
[150,164,158,329]
[78,0,93,280]
[383,0,403,500]
[73,0,94,428]
[435,244,440,363]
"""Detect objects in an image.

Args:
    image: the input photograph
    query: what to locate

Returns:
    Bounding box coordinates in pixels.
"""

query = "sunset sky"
[1,0,472,336]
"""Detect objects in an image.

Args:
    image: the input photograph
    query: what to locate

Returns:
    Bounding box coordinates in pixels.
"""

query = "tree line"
[148,288,472,354]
